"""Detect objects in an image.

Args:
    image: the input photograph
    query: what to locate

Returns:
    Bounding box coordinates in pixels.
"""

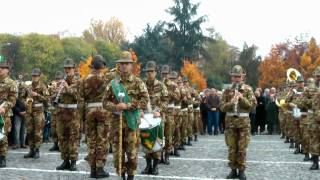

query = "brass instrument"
[24,81,33,113]
[276,68,301,108]
[233,83,240,113]
[0,102,6,140]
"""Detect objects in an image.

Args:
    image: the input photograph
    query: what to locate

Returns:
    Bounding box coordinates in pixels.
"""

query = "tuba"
[275,68,301,108]
[24,81,34,113]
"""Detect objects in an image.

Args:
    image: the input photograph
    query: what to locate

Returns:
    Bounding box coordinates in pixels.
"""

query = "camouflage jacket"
[82,70,107,104]
[145,79,169,113]
[220,83,256,113]
[21,81,49,113]
[296,86,317,112]
[284,87,304,112]
[0,75,17,117]
[163,78,180,108]
[102,72,149,113]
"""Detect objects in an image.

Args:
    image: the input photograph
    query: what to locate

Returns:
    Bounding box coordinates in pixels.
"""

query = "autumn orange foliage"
[181,60,207,90]
[78,56,93,79]
[259,37,320,89]
[129,48,141,76]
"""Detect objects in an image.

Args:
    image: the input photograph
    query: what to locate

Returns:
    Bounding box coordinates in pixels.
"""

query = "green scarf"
[111,79,140,130]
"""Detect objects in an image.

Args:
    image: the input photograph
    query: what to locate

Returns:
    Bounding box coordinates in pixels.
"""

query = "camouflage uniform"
[283,88,296,147]
[167,71,181,156]
[296,78,316,161]
[56,59,84,171]
[277,90,286,137]
[183,77,195,146]
[48,71,64,151]
[102,52,149,178]
[220,65,256,179]
[192,88,201,140]
[0,61,17,168]
[179,78,190,146]
[82,55,110,178]
[22,68,50,159]
[141,61,169,175]
[309,66,320,170]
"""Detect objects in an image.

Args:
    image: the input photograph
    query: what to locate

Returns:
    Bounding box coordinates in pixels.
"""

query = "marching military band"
[1,51,320,180]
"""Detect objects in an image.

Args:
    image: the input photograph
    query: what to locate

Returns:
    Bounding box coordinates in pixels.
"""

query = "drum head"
[139,113,161,129]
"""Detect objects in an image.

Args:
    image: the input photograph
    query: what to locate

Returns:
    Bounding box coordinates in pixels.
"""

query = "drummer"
[141,61,169,175]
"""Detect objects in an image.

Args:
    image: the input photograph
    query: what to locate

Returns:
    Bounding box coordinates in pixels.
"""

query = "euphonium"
[24,81,33,113]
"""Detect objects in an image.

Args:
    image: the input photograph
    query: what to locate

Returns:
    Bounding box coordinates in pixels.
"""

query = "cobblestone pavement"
[0,134,319,180]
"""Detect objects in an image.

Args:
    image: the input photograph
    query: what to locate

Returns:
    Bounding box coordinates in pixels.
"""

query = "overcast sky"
[1,0,319,57]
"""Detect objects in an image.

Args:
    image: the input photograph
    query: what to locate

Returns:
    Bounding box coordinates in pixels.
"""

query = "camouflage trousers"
[86,107,110,168]
[173,111,182,149]
[278,111,285,133]
[57,109,80,161]
[193,110,200,135]
[309,121,320,155]
[111,114,139,176]
[301,122,310,153]
[51,110,59,143]
[225,116,251,170]
[0,117,11,156]
[164,112,174,153]
[187,110,194,138]
[285,114,294,139]
[180,110,188,143]
[292,118,301,144]
[26,111,45,149]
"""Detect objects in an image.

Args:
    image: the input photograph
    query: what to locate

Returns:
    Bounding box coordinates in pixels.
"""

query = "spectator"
[255,88,267,134]
[266,87,279,134]
[206,89,220,135]
[217,91,225,133]
[200,89,209,134]
[12,98,27,149]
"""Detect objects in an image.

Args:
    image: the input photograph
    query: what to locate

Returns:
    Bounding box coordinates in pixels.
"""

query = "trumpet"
[233,83,240,113]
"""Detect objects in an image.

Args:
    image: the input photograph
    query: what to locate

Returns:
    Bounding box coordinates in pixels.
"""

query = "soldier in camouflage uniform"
[309,66,320,170]
[0,60,17,168]
[277,89,286,139]
[141,61,168,175]
[82,55,110,178]
[296,77,316,161]
[220,65,257,180]
[178,77,189,149]
[160,65,180,164]
[22,68,50,159]
[290,76,305,154]
[168,71,182,156]
[183,77,195,146]
[48,71,64,152]
[102,51,149,180]
[192,87,201,141]
[56,58,84,171]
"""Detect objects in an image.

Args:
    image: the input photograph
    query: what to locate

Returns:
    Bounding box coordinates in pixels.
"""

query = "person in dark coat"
[255,89,267,134]
[200,89,209,134]
[266,88,279,134]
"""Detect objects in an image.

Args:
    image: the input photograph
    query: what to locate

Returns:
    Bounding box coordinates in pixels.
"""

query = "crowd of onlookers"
[199,87,280,136]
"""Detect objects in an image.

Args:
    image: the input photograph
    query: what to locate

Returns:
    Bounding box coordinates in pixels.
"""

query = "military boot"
[0,155,6,168]
[33,149,40,159]
[289,141,294,148]
[127,175,134,180]
[90,166,96,178]
[284,137,289,143]
[179,144,186,151]
[141,158,152,174]
[164,153,170,165]
[238,170,247,180]
[151,159,159,175]
[310,155,319,170]
[280,133,285,139]
[194,135,198,142]
[186,137,192,146]
[56,160,70,170]
[173,148,180,157]
[226,169,237,179]
[96,167,110,178]
[303,153,311,161]
[24,148,34,158]
[160,151,165,164]
[121,173,126,180]
[49,142,59,151]
[69,160,77,171]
